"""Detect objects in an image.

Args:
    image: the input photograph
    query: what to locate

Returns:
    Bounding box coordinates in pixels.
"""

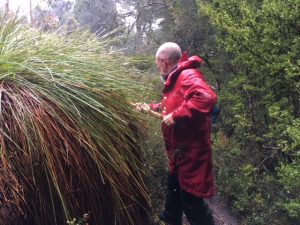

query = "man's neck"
[169,64,178,73]
[161,64,178,81]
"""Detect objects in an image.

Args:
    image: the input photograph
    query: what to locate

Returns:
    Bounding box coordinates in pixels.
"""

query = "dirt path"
[207,196,240,225]
[180,195,239,225]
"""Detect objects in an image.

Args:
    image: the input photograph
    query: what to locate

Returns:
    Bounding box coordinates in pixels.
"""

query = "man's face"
[155,56,167,77]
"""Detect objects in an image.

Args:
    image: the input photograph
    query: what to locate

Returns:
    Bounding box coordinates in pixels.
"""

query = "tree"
[31,0,75,30]
[114,0,168,54]
[198,0,300,224]
[73,0,120,34]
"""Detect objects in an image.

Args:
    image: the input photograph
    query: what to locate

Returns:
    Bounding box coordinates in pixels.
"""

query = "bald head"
[156,42,182,66]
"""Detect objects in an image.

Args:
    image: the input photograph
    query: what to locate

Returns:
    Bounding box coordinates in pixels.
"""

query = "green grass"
[0,18,150,225]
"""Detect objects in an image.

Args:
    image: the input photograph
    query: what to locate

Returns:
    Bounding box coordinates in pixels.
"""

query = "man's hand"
[131,102,163,119]
[133,102,150,112]
[163,113,175,126]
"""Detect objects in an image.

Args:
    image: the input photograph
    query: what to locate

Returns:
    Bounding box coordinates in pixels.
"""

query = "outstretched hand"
[132,102,150,112]
[131,102,163,119]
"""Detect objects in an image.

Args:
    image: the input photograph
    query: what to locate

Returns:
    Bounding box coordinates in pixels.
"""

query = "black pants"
[163,174,215,225]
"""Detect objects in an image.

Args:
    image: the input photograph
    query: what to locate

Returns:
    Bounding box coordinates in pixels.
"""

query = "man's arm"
[171,74,217,121]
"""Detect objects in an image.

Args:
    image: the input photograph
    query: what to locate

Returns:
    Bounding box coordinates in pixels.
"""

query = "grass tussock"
[0,18,149,225]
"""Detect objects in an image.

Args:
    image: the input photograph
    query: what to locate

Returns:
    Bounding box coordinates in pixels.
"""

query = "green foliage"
[213,132,295,225]
[73,0,120,34]
[278,161,300,218]
[159,0,218,57]
[130,55,156,72]
[199,0,300,224]
[285,119,300,152]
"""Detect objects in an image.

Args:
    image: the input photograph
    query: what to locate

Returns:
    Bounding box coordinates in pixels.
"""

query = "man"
[139,42,217,225]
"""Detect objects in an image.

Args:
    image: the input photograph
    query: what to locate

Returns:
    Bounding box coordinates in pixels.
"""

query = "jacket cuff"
[172,106,186,121]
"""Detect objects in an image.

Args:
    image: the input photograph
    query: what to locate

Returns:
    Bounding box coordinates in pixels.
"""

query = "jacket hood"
[164,52,204,88]
[179,51,204,67]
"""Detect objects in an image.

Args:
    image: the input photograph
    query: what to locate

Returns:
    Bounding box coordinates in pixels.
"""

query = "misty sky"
[0,0,160,30]
[0,0,74,16]
[0,0,40,15]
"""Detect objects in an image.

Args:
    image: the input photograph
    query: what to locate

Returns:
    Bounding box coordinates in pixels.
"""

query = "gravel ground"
[178,195,240,225]
[207,196,240,225]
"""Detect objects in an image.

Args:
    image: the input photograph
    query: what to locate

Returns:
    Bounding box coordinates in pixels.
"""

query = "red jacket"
[152,54,217,198]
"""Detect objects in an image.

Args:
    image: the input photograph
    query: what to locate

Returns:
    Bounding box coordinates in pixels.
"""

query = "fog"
[0,0,51,16]
[1,0,170,54]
